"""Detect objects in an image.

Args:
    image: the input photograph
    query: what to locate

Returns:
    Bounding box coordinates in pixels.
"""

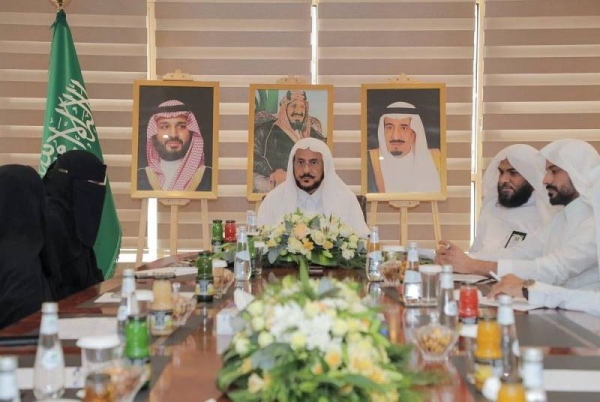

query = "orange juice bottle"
[497,377,526,402]
[473,312,502,391]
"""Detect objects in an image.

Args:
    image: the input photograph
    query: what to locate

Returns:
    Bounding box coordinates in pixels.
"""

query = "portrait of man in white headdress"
[131,81,218,199]
[362,85,446,199]
[248,85,333,199]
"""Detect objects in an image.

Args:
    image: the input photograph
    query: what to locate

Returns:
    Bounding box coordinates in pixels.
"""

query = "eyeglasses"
[294,159,321,169]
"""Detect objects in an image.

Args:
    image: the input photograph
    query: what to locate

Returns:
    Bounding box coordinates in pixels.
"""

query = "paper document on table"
[94,291,195,304]
[545,369,600,392]
[479,296,542,312]
[18,367,83,389]
[453,273,488,283]
[136,267,198,277]
[58,317,118,340]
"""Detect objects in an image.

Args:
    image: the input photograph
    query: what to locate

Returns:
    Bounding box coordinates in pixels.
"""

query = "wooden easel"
[365,73,443,246]
[368,200,441,247]
[135,70,211,267]
[253,74,309,211]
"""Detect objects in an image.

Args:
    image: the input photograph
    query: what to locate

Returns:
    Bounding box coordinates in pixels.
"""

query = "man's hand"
[269,169,287,188]
[487,274,525,299]
[434,240,474,273]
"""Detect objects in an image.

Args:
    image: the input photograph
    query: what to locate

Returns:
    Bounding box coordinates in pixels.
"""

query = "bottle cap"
[523,347,544,362]
[441,264,453,273]
[498,294,513,306]
[123,268,135,277]
[41,302,58,314]
[408,241,418,248]
[0,356,17,371]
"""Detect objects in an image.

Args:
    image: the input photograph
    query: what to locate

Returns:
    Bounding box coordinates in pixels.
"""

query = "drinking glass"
[419,264,442,306]
[381,245,406,285]
[212,259,227,299]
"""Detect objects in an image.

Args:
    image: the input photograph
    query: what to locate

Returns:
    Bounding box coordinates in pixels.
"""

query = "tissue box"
[216,307,239,335]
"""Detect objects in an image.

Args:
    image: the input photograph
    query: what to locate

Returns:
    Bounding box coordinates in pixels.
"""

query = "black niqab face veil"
[43,150,107,246]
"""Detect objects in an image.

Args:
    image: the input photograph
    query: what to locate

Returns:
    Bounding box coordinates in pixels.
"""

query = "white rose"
[235,337,250,355]
[287,237,304,254]
[311,230,325,246]
[251,316,265,332]
[247,300,264,317]
[290,331,306,350]
[258,331,274,348]
[342,249,355,260]
[248,373,265,394]
[331,319,349,337]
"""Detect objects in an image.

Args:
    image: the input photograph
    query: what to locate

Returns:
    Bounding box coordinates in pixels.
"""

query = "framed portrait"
[246,83,334,201]
[361,82,447,201]
[130,80,219,199]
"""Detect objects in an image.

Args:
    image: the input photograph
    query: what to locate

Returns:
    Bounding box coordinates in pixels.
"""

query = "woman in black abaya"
[43,150,107,297]
[0,165,59,329]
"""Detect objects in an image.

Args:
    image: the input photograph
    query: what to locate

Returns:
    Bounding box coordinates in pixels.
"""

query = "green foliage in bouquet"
[259,210,367,270]
[216,272,438,401]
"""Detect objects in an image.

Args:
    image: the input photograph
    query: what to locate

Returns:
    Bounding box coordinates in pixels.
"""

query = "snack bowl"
[101,365,145,402]
[413,320,458,362]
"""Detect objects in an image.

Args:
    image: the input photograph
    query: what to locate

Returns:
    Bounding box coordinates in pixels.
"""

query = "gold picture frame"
[246,83,334,201]
[130,79,219,199]
[361,82,447,201]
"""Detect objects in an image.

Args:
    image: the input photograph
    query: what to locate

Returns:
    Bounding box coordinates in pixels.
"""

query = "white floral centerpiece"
[259,209,366,270]
[216,274,437,401]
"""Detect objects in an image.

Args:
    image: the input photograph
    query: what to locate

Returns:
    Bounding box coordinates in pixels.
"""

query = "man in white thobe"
[488,148,600,316]
[469,144,558,261]
[257,138,369,237]
[437,139,600,290]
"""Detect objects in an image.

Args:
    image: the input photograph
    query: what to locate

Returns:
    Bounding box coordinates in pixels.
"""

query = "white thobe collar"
[296,185,324,214]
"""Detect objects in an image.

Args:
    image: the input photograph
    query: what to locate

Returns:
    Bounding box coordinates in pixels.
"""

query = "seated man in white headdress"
[437,139,600,290]
[367,102,441,193]
[440,144,559,262]
[257,138,369,237]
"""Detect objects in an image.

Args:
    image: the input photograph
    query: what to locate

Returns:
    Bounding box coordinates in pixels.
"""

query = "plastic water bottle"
[117,268,136,342]
[402,241,422,306]
[522,347,547,402]
[365,226,383,281]
[498,294,520,381]
[234,225,251,281]
[438,264,458,329]
[33,302,65,399]
[0,356,20,402]
[246,210,258,234]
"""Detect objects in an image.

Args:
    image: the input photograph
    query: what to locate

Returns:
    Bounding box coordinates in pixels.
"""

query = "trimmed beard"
[152,135,192,161]
[546,185,578,206]
[497,182,534,208]
[295,172,324,194]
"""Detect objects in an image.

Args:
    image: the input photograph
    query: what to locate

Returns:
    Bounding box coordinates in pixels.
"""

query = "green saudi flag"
[39,10,121,279]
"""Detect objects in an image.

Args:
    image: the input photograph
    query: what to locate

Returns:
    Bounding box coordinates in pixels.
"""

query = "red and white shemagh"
[274,91,312,140]
[146,100,205,190]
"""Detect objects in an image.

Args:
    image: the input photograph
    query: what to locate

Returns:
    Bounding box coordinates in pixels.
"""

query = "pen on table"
[489,271,501,282]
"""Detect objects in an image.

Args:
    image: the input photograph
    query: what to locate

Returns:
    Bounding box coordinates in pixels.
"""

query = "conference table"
[1,253,600,401]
